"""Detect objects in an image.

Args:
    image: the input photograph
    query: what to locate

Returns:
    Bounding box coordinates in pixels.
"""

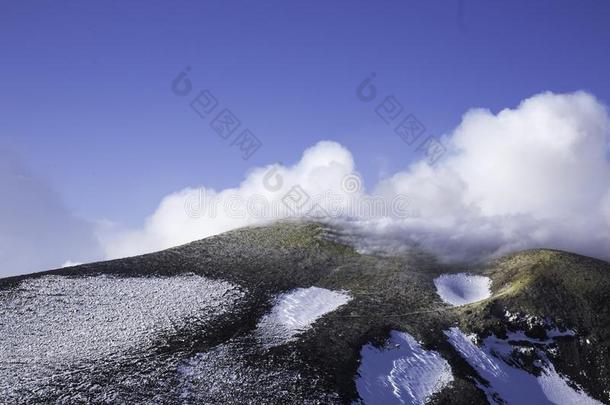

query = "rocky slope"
[0,221,608,404]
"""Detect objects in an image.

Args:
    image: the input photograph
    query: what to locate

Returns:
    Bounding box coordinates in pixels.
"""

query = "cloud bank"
[104,91,610,262]
[2,90,609,277]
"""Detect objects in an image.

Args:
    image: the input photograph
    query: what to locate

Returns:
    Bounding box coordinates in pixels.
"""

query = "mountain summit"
[1,221,608,404]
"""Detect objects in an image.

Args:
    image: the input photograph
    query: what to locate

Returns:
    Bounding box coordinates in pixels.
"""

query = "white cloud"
[103,141,362,258]
[103,91,610,262]
[61,260,83,268]
[368,91,610,260]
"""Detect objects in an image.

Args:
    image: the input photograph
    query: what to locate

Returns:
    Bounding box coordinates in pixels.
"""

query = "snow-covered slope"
[444,327,601,405]
[0,274,244,402]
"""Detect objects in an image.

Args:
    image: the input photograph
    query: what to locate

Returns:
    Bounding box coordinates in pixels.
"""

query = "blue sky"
[2,0,609,230]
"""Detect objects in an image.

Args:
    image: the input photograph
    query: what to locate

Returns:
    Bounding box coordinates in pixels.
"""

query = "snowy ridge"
[445,327,601,405]
[355,330,453,405]
[433,273,492,306]
[256,286,351,346]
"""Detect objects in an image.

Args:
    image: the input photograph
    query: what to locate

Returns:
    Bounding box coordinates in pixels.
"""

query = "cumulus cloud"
[102,141,362,258]
[5,90,607,276]
[0,153,103,277]
[364,91,610,261]
[103,91,610,263]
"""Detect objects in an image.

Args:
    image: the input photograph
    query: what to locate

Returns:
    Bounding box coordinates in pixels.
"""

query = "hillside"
[0,221,608,404]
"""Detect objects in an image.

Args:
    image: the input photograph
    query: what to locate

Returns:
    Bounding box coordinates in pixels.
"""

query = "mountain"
[0,221,608,404]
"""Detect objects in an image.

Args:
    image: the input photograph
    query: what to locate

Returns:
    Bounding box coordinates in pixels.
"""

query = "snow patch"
[445,327,601,405]
[506,329,575,344]
[256,286,351,346]
[433,273,491,306]
[355,330,453,405]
